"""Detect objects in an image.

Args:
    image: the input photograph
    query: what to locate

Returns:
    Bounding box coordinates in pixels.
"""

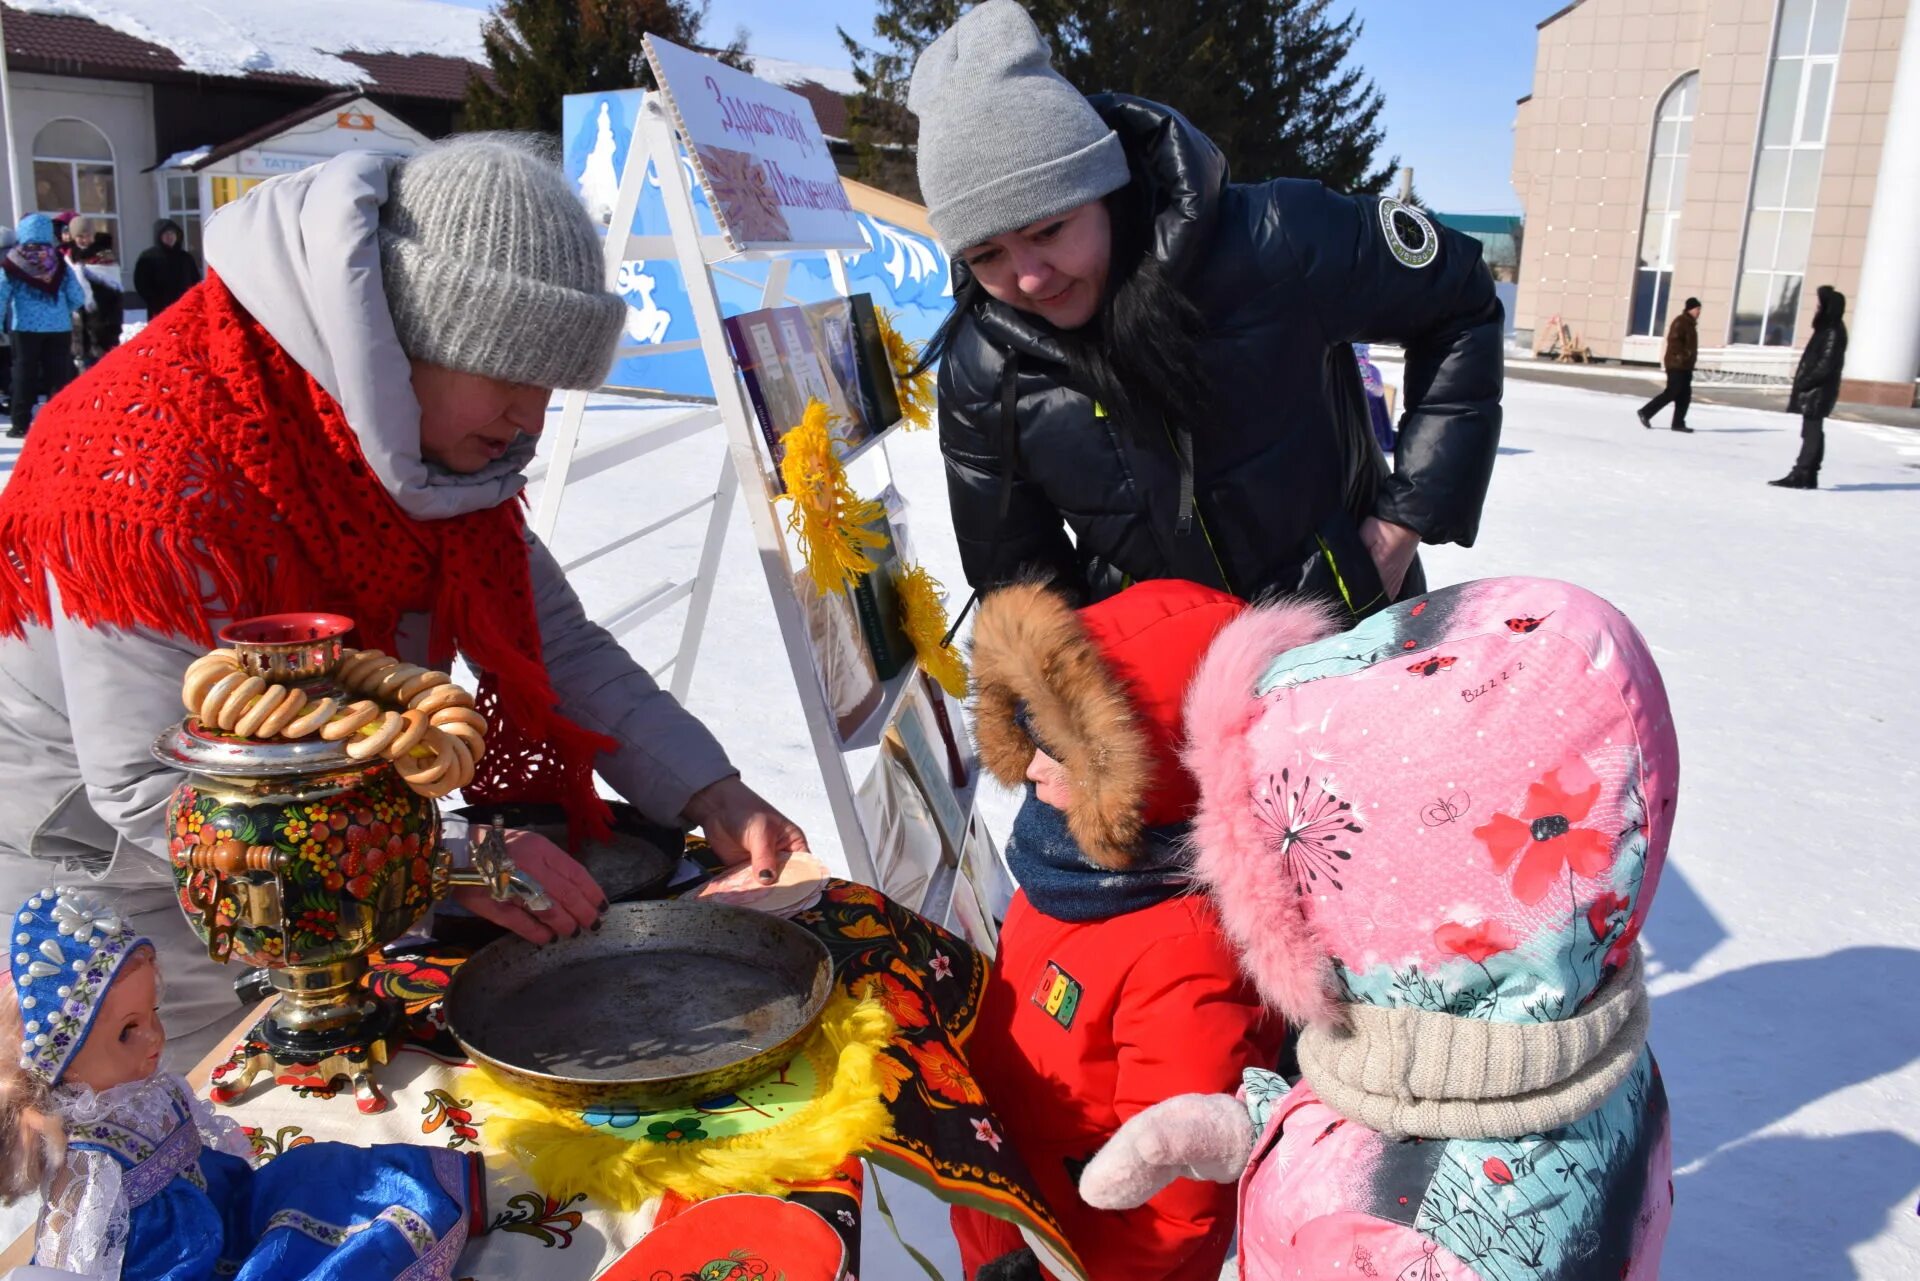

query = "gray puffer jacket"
[0,153,736,887]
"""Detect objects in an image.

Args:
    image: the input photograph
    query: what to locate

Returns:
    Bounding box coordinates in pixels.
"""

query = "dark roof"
[785,79,850,141]
[146,90,371,172]
[1538,1,1585,29]
[1,5,486,101]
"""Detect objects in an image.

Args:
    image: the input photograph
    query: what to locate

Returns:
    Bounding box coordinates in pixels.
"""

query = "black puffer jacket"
[134,219,202,319]
[1788,286,1848,418]
[937,96,1504,617]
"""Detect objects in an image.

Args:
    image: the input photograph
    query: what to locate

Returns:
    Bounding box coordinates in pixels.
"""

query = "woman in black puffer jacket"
[908,1,1504,620]
[1771,285,1848,490]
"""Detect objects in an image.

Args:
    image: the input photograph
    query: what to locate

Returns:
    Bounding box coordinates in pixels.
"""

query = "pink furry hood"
[1183,578,1679,1033]
[1183,596,1346,1028]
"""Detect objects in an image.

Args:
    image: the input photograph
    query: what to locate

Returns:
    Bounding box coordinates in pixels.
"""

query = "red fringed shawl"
[0,274,615,841]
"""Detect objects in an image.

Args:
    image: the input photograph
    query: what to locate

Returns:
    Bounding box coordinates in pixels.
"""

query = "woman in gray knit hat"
[0,137,808,1064]
[912,0,1506,621]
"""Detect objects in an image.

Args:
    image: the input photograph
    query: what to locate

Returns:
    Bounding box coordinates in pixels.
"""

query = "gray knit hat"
[907,0,1131,253]
[379,137,624,390]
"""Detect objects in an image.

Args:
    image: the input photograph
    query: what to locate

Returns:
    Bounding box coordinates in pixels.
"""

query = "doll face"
[413,361,554,474]
[64,957,164,1092]
[1026,748,1075,811]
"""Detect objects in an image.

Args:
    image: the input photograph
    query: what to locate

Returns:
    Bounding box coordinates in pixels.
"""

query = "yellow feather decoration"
[876,307,935,431]
[898,563,967,697]
[463,992,896,1212]
[778,399,887,596]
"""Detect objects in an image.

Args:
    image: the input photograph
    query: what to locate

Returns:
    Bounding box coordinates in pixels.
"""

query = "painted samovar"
[151,613,546,1112]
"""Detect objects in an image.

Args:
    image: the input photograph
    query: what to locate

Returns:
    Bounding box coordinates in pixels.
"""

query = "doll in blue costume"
[0,886,487,1279]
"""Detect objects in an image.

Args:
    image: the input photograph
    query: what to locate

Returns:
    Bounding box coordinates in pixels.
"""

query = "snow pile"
[749,54,859,97]
[14,0,487,84]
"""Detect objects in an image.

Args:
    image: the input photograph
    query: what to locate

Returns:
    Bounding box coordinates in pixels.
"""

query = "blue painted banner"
[563,88,955,398]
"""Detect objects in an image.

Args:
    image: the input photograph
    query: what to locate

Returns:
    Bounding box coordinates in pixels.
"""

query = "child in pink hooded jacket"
[1081,577,1677,1281]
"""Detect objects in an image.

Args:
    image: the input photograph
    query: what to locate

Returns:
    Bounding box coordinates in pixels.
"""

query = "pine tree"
[840,0,1395,202]
[464,0,751,135]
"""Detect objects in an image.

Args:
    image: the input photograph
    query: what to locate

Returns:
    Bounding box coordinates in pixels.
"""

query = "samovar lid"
[151,719,359,778]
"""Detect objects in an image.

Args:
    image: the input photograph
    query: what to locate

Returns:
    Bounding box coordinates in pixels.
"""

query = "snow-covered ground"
[3,369,1917,1277]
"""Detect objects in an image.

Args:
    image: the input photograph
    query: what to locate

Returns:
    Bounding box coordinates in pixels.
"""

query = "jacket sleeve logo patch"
[1377,198,1438,270]
[1031,961,1083,1030]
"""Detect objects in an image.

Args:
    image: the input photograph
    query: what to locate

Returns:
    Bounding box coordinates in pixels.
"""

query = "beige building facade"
[1514,0,1920,406]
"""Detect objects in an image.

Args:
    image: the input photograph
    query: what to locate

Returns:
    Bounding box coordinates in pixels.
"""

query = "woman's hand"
[684,777,810,884]
[1359,516,1421,601]
[448,829,608,944]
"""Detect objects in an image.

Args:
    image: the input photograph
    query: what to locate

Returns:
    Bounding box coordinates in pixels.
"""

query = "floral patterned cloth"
[182,881,1061,1279]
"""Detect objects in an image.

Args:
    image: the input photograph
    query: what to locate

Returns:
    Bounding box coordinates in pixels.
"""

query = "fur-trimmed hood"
[970,579,1252,869]
[1184,578,1679,1038]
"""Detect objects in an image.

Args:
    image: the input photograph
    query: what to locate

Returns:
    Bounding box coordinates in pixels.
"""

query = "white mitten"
[1077,1092,1255,1211]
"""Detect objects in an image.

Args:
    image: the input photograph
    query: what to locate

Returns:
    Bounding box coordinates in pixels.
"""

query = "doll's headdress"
[9,887,151,1087]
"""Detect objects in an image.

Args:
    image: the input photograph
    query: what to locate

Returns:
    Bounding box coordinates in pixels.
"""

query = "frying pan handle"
[444,822,555,912]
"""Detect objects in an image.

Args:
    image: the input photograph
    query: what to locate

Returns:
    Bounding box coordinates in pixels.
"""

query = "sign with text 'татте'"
[642,35,867,255]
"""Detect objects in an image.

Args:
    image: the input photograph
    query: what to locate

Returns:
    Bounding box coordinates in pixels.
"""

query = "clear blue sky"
[441,1,1544,214]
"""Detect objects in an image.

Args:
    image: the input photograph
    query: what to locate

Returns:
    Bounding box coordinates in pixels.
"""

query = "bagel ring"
[182,660,240,712]
[415,738,471,798]
[384,709,433,760]
[333,649,388,688]
[280,696,338,740]
[183,651,241,689]
[396,729,456,787]
[197,672,251,727]
[434,731,474,788]
[396,670,450,703]
[427,706,487,733]
[344,654,399,693]
[373,663,426,701]
[216,676,267,730]
[410,683,474,715]
[346,711,407,761]
[255,686,309,738]
[433,719,487,763]
[319,700,381,742]
[232,683,291,738]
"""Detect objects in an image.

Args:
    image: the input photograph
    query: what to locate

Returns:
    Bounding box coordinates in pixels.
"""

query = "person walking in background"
[1637,296,1699,433]
[134,218,200,320]
[1771,285,1847,490]
[0,213,87,439]
[69,216,122,369]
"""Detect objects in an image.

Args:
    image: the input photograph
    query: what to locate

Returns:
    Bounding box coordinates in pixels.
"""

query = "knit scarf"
[0,274,616,844]
[1004,787,1191,923]
[3,243,65,294]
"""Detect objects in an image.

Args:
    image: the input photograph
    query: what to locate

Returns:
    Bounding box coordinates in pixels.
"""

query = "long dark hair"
[916,164,1211,449]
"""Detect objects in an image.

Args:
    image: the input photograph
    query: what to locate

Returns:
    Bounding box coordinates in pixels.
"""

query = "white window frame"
[30,118,120,245]
[1732,0,1847,347]
[1629,73,1699,337]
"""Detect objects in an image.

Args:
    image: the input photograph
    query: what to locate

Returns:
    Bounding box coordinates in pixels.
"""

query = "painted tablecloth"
[200,881,1074,1279]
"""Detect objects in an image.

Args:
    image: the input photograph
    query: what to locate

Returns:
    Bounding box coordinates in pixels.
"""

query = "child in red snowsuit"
[952,580,1332,1281]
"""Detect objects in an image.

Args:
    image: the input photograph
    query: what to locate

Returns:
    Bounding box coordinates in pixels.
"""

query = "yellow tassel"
[464,993,897,1212]
[877,308,935,432]
[898,563,967,698]
[779,400,887,596]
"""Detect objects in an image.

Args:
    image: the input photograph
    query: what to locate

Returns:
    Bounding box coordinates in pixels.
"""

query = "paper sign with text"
[643,35,866,253]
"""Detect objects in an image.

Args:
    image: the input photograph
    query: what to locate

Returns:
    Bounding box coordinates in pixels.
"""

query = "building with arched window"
[0,5,485,310]
[1514,0,1919,407]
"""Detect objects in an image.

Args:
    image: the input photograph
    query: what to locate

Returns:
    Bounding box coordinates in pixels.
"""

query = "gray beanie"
[379,137,625,390]
[907,0,1131,253]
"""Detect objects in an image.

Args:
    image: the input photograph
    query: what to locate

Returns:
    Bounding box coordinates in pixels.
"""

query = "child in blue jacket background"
[1,212,88,439]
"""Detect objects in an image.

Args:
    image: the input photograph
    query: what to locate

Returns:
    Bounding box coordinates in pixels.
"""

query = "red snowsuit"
[956,580,1286,1280]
